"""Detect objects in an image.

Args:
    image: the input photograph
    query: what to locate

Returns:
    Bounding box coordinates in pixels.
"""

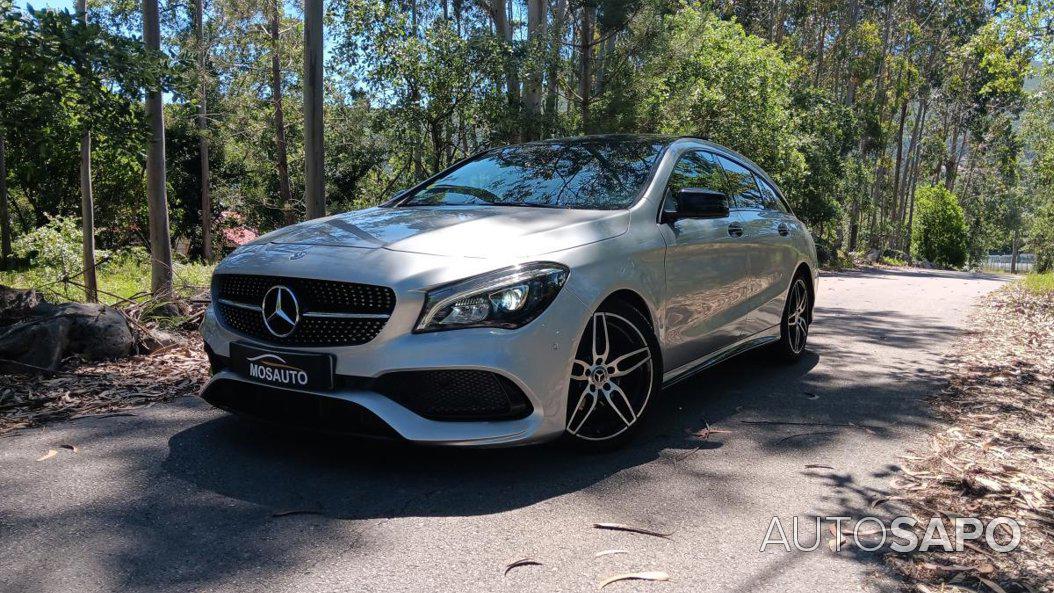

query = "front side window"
[715,156,764,209]
[663,150,725,214]
[399,137,668,210]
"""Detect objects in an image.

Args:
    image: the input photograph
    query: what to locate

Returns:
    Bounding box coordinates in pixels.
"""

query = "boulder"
[0,286,135,370]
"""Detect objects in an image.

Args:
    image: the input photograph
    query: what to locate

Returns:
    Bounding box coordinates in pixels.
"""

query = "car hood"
[258,206,629,258]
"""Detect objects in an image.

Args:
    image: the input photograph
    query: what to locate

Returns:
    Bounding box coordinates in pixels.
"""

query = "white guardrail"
[981,253,1035,273]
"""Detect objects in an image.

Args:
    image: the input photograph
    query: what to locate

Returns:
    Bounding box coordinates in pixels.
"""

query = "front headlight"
[415,262,569,332]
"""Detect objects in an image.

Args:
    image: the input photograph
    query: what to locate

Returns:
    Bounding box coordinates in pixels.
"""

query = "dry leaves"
[593,523,674,539]
[885,285,1054,593]
[0,331,208,434]
[503,558,543,576]
[598,571,670,589]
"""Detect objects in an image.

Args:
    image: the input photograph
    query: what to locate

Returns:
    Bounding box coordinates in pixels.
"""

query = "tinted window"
[757,177,788,213]
[663,151,725,214]
[715,156,764,209]
[400,137,667,210]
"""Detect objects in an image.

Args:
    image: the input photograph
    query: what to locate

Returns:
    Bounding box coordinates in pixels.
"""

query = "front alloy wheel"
[565,301,658,447]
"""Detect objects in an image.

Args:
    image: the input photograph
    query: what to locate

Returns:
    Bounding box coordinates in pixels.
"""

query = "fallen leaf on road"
[35,449,57,461]
[504,558,542,576]
[776,430,837,444]
[598,571,669,589]
[978,578,1008,593]
[60,444,78,453]
[594,523,674,539]
[594,549,630,558]
[271,509,326,518]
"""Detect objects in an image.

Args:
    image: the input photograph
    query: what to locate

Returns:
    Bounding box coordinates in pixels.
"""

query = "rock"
[0,286,135,371]
[0,285,44,323]
[137,327,181,353]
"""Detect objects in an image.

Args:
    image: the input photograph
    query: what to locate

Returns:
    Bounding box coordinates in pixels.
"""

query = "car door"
[751,175,801,326]
[713,155,782,335]
[658,149,754,371]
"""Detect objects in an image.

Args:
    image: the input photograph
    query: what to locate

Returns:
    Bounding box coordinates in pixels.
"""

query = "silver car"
[200,135,818,448]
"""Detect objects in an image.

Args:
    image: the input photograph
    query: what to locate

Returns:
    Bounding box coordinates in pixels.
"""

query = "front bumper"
[199,285,591,447]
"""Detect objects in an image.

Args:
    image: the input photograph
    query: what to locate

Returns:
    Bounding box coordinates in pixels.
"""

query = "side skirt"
[661,329,780,388]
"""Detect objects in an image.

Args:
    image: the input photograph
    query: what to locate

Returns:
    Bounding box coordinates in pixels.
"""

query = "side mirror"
[664,188,730,222]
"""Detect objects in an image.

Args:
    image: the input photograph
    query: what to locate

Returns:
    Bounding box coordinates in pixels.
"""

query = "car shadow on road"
[163,335,936,523]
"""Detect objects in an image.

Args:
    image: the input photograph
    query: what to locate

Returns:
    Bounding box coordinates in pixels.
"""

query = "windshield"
[399,137,668,210]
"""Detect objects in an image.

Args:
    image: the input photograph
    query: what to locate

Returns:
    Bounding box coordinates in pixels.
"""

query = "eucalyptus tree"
[143,0,174,297]
[76,0,97,301]
[303,0,325,218]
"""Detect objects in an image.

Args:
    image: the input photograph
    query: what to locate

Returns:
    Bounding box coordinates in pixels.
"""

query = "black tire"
[772,272,812,362]
[562,300,661,450]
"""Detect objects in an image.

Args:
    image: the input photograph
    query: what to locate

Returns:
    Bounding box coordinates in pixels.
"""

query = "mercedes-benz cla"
[200,135,818,448]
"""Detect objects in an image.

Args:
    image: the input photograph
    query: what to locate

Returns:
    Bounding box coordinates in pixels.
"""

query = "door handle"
[777,222,790,236]
[728,222,744,238]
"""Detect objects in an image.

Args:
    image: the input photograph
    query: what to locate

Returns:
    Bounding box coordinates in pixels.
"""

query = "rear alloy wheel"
[773,275,811,362]
[564,301,659,448]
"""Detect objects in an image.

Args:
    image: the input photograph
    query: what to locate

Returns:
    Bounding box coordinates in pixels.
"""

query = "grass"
[1023,271,1054,296]
[0,256,215,305]
[878,256,908,267]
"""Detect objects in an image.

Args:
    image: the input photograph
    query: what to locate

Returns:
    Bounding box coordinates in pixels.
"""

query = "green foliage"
[601,6,802,185]
[0,244,214,304]
[12,215,93,281]
[911,184,970,268]
[1022,272,1054,295]
[1029,199,1054,273]
[1,0,1052,277]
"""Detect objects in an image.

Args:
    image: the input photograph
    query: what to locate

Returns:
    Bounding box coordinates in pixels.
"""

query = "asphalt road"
[0,267,1008,593]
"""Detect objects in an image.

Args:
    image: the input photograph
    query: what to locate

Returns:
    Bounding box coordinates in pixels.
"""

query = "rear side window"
[715,156,764,210]
[757,177,789,213]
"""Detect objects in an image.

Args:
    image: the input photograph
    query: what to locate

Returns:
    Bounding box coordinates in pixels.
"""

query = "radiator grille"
[212,274,395,346]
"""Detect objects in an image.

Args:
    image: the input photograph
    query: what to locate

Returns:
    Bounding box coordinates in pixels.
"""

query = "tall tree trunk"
[1010,229,1019,274]
[947,133,967,192]
[491,0,520,141]
[814,16,828,85]
[897,97,927,249]
[77,0,97,302]
[143,0,174,298]
[888,96,909,241]
[303,0,326,219]
[543,0,568,133]
[194,0,212,262]
[270,0,294,226]
[848,130,867,251]
[579,4,594,133]
[523,0,547,141]
[0,133,9,270]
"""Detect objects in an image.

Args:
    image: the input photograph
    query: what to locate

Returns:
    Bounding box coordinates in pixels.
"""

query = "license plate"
[229,342,335,390]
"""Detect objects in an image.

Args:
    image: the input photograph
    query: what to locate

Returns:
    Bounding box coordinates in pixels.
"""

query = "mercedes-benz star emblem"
[261,285,299,338]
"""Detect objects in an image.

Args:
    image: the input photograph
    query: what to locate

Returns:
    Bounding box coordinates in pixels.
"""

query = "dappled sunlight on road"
[0,267,1009,593]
